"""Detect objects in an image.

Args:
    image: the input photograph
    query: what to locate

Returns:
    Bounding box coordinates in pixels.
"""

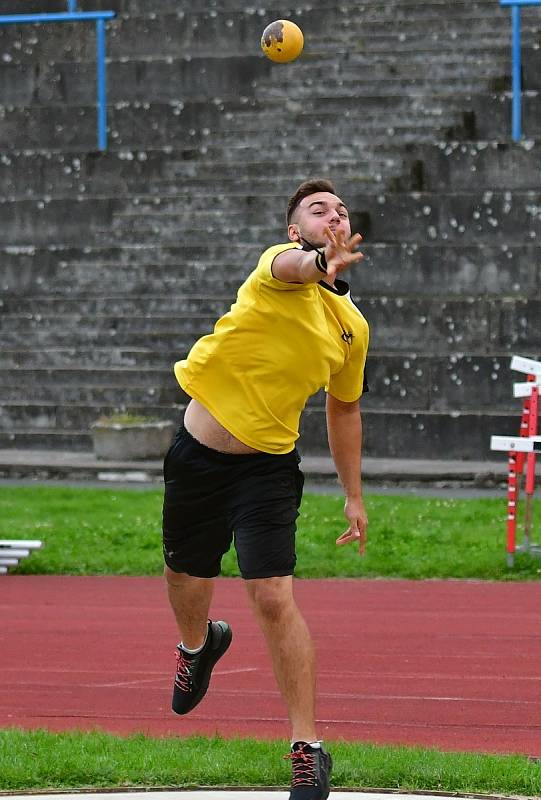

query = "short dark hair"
[286,178,337,225]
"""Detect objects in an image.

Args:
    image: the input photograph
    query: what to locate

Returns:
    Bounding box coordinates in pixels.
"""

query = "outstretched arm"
[326,393,368,555]
[272,227,363,284]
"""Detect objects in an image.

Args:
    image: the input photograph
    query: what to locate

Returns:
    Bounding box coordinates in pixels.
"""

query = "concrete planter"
[91,419,175,461]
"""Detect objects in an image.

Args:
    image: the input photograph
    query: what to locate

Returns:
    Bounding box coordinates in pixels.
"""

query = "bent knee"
[164,566,207,587]
[246,576,294,621]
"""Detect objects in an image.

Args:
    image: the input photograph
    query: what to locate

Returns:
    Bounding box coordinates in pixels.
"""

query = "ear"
[288,224,301,243]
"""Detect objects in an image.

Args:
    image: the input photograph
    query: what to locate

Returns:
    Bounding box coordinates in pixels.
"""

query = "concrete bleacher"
[0,0,540,462]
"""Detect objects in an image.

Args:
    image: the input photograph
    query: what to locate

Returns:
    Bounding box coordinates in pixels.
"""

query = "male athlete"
[162,179,369,800]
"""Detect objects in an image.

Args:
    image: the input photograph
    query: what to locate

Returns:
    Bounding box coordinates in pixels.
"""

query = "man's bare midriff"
[183,398,261,454]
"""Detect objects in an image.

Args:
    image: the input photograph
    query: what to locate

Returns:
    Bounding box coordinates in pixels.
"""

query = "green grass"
[2,490,540,796]
[1,730,540,794]
[1,486,540,579]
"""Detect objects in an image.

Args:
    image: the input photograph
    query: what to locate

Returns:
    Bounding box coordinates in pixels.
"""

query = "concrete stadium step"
[0,6,532,62]
[1,93,460,121]
[0,47,520,84]
[213,99,461,131]
[2,241,538,298]
[5,237,541,306]
[365,354,522,413]
[0,401,183,429]
[101,191,541,247]
[0,365,178,388]
[208,124,471,149]
[0,33,523,76]
[397,141,541,192]
[0,294,234,316]
[2,60,514,106]
[0,353,525,413]
[0,346,516,377]
[0,429,92,451]
[306,39,524,59]
[4,187,541,232]
[0,243,266,294]
[0,103,471,154]
[0,56,272,105]
[0,347,179,368]
[344,190,541,246]
[463,92,541,140]
[124,0,540,17]
[0,110,470,155]
[0,313,218,337]
[208,95,541,142]
[159,163,386,187]
[211,122,464,148]
[2,141,540,204]
[263,77,511,98]
[1,0,524,16]
[2,188,540,249]
[0,148,401,199]
[0,190,541,252]
[0,407,520,460]
[301,407,519,460]
[0,326,214,350]
[1,296,535,352]
[0,52,524,106]
[0,102,229,151]
[293,52,514,71]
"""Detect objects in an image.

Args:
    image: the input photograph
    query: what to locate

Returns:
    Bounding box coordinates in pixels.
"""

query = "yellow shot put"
[261,19,304,63]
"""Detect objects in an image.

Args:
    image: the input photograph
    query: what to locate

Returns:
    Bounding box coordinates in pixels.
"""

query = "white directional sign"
[491,435,541,453]
[514,381,541,397]
[511,355,541,377]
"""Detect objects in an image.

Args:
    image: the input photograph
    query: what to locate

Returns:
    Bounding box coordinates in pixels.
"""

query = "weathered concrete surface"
[0,0,540,459]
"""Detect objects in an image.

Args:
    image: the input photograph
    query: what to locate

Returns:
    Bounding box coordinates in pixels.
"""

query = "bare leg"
[164,566,213,649]
[245,575,317,743]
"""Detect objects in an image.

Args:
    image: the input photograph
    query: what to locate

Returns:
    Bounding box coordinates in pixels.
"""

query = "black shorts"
[162,426,304,580]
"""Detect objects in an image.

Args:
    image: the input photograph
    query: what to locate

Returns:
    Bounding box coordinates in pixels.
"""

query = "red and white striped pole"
[523,383,539,550]
[506,450,519,567]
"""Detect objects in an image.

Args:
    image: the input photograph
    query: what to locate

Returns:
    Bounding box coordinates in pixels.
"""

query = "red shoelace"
[284,746,317,786]
[174,649,196,692]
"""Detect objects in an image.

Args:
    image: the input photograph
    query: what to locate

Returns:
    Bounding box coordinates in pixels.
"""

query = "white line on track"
[87,668,258,688]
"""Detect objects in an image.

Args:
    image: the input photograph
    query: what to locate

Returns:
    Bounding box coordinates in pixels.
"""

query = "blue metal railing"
[500,0,541,141]
[0,2,116,150]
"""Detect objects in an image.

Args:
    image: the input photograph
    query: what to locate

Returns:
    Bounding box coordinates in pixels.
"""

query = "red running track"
[1,576,541,756]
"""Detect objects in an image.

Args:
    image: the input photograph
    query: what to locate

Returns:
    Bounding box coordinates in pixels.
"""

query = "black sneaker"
[172,620,232,715]
[285,741,333,800]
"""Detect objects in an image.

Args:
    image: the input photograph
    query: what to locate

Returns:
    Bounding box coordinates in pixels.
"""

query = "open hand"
[324,226,364,283]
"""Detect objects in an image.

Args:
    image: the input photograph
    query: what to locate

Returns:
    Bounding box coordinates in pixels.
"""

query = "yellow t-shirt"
[174,242,370,454]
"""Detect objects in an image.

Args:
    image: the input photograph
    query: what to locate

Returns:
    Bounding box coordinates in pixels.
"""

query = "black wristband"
[315,249,327,274]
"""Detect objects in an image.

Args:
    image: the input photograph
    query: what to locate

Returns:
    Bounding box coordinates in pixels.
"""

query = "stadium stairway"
[0,0,540,464]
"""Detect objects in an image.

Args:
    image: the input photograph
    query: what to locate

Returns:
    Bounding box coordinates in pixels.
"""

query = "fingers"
[335,530,359,545]
[324,226,363,252]
[358,529,367,556]
[336,526,367,556]
[324,226,337,245]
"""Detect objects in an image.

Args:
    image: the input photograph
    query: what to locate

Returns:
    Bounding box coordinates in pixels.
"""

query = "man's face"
[288,191,352,248]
